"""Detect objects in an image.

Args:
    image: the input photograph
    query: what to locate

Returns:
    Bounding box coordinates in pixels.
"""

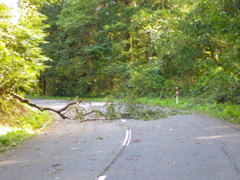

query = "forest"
[0,0,240,121]
[39,0,240,105]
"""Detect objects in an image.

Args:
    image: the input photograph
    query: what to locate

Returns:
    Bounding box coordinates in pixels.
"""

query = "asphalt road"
[0,99,240,180]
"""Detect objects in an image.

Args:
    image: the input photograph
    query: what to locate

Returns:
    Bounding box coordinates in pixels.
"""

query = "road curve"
[0,99,240,180]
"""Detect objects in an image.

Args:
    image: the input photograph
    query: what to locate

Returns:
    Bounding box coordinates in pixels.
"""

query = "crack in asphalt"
[221,144,240,175]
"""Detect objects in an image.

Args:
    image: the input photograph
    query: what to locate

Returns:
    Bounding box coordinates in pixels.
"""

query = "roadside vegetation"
[136,97,240,123]
[0,99,53,153]
[0,0,56,153]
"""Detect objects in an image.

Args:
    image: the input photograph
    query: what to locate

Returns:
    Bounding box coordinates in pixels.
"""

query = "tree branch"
[82,110,107,118]
[8,92,81,119]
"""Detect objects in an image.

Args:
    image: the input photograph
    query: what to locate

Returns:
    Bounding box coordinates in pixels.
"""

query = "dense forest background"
[40,0,240,104]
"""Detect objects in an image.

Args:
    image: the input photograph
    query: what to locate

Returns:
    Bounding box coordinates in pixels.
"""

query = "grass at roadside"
[0,110,53,153]
[136,97,240,124]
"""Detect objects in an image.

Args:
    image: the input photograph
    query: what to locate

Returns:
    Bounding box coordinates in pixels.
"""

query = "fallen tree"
[8,92,109,121]
[8,92,179,121]
[8,92,81,119]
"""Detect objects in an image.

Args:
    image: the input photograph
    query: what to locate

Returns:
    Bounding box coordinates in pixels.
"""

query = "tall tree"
[0,1,49,96]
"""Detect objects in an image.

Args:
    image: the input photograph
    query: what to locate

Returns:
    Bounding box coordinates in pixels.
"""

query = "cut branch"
[8,92,81,119]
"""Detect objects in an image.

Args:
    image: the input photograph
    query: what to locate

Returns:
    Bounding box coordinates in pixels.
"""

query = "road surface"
[0,99,240,180]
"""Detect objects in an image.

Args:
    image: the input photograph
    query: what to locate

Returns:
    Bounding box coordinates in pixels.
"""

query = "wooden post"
[176,87,179,104]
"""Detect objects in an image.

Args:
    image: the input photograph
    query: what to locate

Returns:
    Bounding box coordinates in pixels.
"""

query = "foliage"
[136,97,240,123]
[0,97,52,128]
[0,1,49,96]
[0,1,56,152]
[0,108,52,153]
[23,110,52,129]
[0,130,31,152]
[105,102,119,120]
[40,0,239,105]
[119,92,180,120]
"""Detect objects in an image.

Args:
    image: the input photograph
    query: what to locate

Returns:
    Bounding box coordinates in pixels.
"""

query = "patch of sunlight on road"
[0,159,26,166]
[79,102,107,109]
[195,134,238,140]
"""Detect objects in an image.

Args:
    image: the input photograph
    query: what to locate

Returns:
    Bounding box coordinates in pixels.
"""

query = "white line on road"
[126,130,131,146]
[96,175,107,180]
[122,129,131,146]
[122,130,129,146]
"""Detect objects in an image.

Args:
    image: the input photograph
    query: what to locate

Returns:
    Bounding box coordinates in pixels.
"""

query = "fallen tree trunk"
[8,92,81,119]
